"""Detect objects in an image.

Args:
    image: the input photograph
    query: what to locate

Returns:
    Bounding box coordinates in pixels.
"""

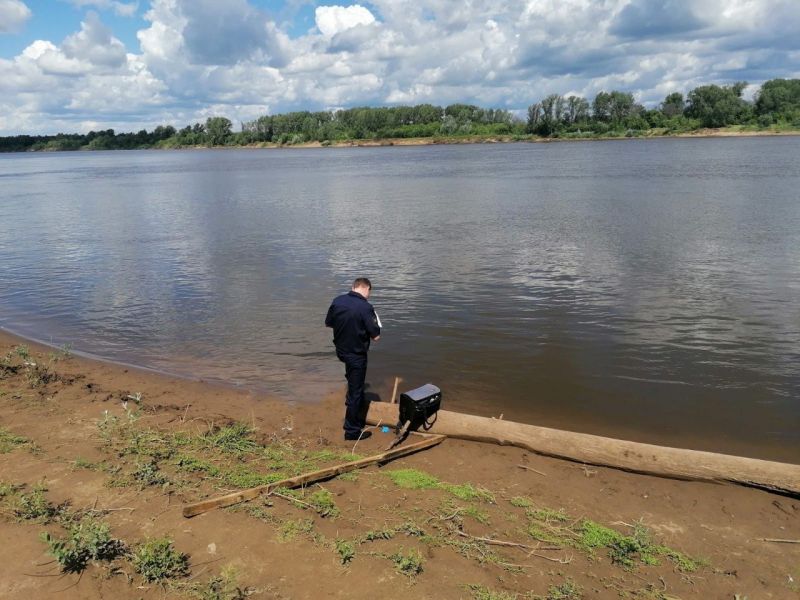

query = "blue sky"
[0,0,798,135]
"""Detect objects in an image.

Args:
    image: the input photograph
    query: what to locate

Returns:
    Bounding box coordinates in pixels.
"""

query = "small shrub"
[389,548,423,576]
[26,360,58,388]
[13,484,63,522]
[42,517,126,573]
[335,539,355,565]
[132,537,190,582]
[132,460,169,487]
[545,578,583,600]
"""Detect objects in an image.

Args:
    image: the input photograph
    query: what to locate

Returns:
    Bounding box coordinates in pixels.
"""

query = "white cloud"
[315,4,375,37]
[2,0,800,135]
[0,0,31,33]
[68,0,139,17]
[63,11,127,68]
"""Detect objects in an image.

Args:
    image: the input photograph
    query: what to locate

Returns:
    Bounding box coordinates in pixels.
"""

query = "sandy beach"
[0,329,797,599]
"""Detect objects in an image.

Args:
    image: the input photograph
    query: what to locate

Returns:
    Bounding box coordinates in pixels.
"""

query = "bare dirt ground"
[0,330,797,599]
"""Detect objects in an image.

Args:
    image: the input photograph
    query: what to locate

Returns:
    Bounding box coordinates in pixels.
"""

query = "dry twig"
[517,464,547,476]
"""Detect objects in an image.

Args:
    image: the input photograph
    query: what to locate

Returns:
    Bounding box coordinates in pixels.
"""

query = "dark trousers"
[337,351,368,435]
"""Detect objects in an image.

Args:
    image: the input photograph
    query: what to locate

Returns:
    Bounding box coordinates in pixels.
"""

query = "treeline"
[1,78,798,152]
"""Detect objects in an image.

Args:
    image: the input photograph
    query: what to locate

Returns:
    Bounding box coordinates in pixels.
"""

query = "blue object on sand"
[381,426,390,433]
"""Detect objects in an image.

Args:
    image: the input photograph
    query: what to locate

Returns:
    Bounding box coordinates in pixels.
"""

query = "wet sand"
[0,329,798,599]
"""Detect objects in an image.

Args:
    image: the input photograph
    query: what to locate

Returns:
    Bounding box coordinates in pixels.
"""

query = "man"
[325,277,381,440]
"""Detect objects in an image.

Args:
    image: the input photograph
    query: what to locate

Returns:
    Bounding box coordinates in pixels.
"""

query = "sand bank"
[0,329,797,599]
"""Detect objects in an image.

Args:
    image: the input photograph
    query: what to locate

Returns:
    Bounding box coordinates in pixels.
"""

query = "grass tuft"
[177,565,254,599]
[466,584,518,600]
[389,547,424,577]
[131,537,190,582]
[279,518,314,542]
[202,423,259,454]
[0,427,29,454]
[386,468,440,489]
[509,496,533,508]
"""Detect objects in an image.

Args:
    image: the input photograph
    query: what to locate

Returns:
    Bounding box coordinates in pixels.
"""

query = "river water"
[1,138,798,461]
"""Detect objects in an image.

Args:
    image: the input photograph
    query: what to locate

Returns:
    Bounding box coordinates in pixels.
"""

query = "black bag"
[398,383,442,431]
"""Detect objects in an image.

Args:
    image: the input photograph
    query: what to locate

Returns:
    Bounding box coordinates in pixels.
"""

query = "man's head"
[352,277,372,300]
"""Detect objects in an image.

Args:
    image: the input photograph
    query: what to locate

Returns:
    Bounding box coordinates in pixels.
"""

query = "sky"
[0,0,798,135]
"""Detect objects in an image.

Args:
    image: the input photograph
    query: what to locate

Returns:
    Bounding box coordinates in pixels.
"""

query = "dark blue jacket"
[325,291,381,356]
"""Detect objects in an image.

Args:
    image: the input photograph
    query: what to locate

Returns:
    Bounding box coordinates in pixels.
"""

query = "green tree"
[205,117,233,145]
[661,92,685,118]
[755,78,800,122]
[593,91,635,124]
[685,82,751,127]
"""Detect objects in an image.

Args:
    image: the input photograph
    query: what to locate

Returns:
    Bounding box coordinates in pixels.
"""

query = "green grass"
[201,423,259,454]
[131,537,190,582]
[278,518,314,542]
[575,520,700,571]
[176,565,253,599]
[386,468,441,489]
[174,455,221,476]
[530,507,569,523]
[361,527,396,542]
[0,427,29,453]
[443,483,495,503]
[509,496,533,508]
[466,585,518,600]
[386,468,495,503]
[222,467,285,489]
[542,579,583,600]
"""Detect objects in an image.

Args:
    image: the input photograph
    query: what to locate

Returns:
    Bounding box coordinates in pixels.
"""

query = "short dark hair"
[352,277,372,290]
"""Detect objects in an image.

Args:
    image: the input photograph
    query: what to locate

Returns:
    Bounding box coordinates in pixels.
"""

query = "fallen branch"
[758,538,800,544]
[182,434,445,517]
[517,464,547,476]
[271,491,316,511]
[453,530,569,563]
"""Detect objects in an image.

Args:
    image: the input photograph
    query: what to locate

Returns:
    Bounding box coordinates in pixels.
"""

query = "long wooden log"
[182,433,445,518]
[366,403,800,497]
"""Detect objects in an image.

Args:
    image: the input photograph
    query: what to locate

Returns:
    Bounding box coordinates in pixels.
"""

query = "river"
[1,137,798,461]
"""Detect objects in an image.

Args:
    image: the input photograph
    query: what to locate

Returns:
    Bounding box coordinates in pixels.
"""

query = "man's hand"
[372,336,380,341]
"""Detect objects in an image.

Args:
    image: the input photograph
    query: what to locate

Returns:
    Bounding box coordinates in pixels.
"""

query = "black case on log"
[398,383,442,431]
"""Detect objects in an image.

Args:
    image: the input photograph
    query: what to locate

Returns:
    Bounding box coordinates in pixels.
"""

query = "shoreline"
[3,325,794,465]
[0,329,798,598]
[3,126,800,155]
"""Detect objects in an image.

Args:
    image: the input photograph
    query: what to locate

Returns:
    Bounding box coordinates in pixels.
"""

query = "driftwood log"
[182,433,445,518]
[366,403,800,497]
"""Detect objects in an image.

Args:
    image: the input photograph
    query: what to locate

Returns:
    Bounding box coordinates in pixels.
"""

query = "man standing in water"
[325,278,381,440]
